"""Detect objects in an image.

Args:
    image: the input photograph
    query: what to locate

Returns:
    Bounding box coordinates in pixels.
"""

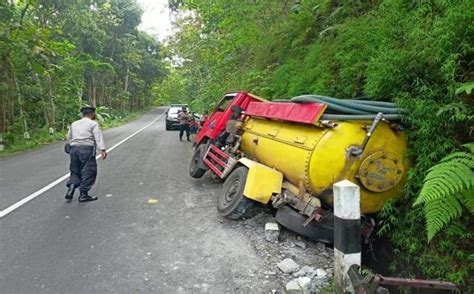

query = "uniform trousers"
[179,124,190,140]
[67,145,97,192]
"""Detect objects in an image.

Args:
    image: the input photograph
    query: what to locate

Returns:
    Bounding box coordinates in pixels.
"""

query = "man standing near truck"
[178,106,191,141]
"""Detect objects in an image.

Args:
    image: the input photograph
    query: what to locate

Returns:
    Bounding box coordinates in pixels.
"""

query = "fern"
[414,143,474,241]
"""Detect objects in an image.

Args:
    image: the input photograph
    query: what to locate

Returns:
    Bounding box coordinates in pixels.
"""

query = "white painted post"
[0,133,4,151]
[333,180,361,293]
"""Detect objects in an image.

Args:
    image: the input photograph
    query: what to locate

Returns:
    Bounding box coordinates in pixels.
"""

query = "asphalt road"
[0,108,274,293]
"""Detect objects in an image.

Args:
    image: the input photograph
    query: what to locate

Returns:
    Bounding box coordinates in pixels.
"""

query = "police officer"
[178,106,191,142]
[65,107,107,202]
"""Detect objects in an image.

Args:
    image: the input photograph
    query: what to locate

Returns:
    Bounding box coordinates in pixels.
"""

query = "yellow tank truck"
[189,92,408,243]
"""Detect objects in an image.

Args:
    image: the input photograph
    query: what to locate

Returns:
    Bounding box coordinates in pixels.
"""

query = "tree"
[0,0,167,151]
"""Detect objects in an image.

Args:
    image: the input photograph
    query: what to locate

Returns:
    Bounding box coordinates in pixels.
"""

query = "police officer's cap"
[80,107,96,115]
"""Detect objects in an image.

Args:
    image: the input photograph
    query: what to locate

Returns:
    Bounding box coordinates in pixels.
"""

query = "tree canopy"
[0,0,167,149]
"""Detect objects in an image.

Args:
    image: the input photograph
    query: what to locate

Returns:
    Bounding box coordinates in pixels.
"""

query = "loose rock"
[292,269,306,278]
[265,223,280,243]
[316,268,328,277]
[294,241,307,250]
[297,276,312,290]
[285,279,302,294]
[277,258,300,274]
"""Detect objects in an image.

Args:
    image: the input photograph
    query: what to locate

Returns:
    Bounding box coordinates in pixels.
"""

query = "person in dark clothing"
[65,107,107,202]
[178,107,191,141]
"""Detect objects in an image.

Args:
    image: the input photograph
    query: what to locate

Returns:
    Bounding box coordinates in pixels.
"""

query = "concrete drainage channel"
[231,212,334,293]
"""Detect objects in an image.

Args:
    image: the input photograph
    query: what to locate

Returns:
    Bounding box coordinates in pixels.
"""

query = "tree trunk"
[91,82,97,107]
[34,73,50,128]
[124,67,130,93]
[2,52,14,132]
[46,74,56,128]
[41,96,50,127]
[78,75,83,106]
[7,57,28,134]
[0,54,8,151]
[88,79,97,107]
[124,67,130,110]
[61,110,66,131]
[0,55,5,151]
[110,36,117,61]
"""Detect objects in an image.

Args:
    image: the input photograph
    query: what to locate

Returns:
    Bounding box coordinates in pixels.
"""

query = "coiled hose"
[291,95,405,121]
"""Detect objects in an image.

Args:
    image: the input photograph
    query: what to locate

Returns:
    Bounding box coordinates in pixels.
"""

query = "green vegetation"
[0,0,167,154]
[161,0,473,288]
[414,143,473,241]
[0,107,146,157]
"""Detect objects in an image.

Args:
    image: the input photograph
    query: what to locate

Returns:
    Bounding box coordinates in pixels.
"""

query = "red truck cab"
[195,92,266,146]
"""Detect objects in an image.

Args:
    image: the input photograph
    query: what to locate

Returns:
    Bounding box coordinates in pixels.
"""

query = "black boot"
[65,185,76,200]
[78,191,98,202]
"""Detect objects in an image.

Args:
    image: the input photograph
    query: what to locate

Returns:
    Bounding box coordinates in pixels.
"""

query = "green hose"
[348,99,396,107]
[292,95,404,114]
[291,94,405,121]
[321,114,401,121]
[294,95,396,107]
[291,96,370,115]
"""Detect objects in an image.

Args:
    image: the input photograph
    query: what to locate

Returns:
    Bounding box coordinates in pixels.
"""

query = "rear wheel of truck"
[189,144,207,178]
[217,166,258,219]
[276,205,334,244]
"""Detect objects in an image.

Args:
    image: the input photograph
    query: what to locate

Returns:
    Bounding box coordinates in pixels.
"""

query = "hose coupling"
[320,120,339,128]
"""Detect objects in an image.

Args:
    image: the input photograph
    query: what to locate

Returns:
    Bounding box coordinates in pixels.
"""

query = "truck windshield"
[216,95,234,112]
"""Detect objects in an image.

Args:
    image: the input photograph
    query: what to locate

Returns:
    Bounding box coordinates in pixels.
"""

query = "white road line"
[0,112,164,219]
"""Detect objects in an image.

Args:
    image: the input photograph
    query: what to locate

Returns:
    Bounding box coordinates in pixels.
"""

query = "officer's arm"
[92,123,107,160]
[92,123,106,151]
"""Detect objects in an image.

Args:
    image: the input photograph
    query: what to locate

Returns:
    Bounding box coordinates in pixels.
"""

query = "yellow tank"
[240,117,408,214]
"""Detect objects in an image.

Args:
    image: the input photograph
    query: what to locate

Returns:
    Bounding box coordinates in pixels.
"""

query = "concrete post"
[333,180,361,293]
[0,133,4,151]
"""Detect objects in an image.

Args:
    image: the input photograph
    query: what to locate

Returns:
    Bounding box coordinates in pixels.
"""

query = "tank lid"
[358,151,404,192]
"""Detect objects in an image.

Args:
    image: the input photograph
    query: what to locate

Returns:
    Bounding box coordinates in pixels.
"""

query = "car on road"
[165,104,188,130]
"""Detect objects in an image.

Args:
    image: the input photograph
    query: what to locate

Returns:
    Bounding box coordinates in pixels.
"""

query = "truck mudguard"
[238,158,283,204]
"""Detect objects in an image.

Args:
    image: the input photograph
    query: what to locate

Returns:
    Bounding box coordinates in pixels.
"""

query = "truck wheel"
[189,144,207,178]
[217,166,258,219]
[276,205,334,244]
[165,123,171,131]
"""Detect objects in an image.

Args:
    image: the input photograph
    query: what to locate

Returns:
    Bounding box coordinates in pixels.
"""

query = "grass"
[0,129,67,157]
[0,108,151,158]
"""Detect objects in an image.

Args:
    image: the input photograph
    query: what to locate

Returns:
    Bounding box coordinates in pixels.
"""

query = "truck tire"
[276,205,334,244]
[217,166,258,219]
[165,123,171,131]
[189,144,207,178]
